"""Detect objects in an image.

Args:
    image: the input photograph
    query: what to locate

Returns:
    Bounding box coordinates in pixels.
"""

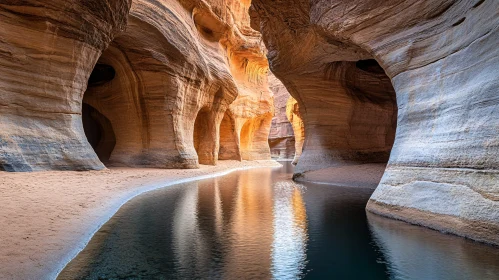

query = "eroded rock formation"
[251,0,499,244]
[286,97,304,165]
[0,0,132,171]
[0,0,272,171]
[268,73,295,159]
[84,0,273,167]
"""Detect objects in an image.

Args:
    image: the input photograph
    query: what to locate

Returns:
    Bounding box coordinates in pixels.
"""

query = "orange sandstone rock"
[286,97,304,165]
[268,73,295,160]
[0,0,272,170]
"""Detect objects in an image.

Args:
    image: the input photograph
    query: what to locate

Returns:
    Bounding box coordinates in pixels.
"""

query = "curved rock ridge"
[0,0,273,171]
[251,0,499,245]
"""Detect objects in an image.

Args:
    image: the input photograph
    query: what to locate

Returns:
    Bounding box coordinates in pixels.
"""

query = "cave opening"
[193,109,215,165]
[218,111,241,160]
[88,64,116,86]
[240,119,254,160]
[82,103,116,164]
[81,62,118,165]
[240,114,272,160]
[292,57,397,188]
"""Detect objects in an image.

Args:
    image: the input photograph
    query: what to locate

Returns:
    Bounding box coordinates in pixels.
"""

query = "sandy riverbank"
[0,160,281,279]
[294,163,386,189]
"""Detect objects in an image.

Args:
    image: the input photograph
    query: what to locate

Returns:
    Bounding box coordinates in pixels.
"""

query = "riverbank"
[294,163,386,189]
[0,160,281,279]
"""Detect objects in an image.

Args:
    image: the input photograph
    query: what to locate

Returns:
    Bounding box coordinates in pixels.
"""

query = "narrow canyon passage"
[293,58,397,187]
[267,57,398,188]
[252,0,499,246]
[58,163,499,280]
[0,0,498,278]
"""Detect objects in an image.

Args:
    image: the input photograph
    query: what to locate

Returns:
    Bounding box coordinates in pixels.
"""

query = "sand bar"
[0,160,281,279]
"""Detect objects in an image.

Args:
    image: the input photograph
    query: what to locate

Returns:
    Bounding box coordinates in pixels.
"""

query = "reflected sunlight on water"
[58,162,499,280]
[272,181,308,279]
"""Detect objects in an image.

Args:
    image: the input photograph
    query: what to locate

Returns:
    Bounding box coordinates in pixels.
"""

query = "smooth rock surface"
[268,73,295,159]
[251,0,499,245]
[0,0,273,171]
[286,96,304,165]
[0,0,132,171]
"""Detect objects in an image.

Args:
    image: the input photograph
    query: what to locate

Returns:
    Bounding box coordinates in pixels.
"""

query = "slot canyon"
[0,0,498,279]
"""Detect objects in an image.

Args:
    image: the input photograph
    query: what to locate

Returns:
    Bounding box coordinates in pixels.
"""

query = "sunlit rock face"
[251,1,397,180]
[222,0,274,161]
[0,0,132,171]
[268,73,295,160]
[286,97,304,166]
[85,0,242,168]
[251,0,499,245]
[83,0,273,167]
[0,0,272,170]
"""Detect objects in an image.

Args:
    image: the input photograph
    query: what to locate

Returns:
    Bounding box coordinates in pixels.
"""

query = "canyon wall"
[0,0,272,171]
[0,0,132,171]
[286,97,304,165]
[268,73,295,159]
[251,0,499,245]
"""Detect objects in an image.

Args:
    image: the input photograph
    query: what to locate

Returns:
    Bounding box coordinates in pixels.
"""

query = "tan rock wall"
[251,0,499,245]
[286,97,304,165]
[0,0,131,171]
[268,73,295,159]
[0,0,272,170]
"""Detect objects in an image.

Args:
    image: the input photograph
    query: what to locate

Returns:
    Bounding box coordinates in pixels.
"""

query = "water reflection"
[272,182,308,279]
[367,213,499,280]
[59,164,310,279]
[169,168,309,279]
[59,163,499,280]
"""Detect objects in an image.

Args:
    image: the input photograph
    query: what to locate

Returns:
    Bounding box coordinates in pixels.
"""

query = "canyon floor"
[295,163,387,189]
[0,160,281,279]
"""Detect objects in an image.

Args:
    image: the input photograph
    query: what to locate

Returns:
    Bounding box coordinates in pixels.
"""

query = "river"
[58,162,499,279]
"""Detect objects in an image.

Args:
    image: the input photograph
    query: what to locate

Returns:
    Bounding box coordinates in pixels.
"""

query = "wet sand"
[0,160,281,279]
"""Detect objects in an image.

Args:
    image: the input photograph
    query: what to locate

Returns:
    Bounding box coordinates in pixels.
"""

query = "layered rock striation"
[0,0,132,171]
[268,73,295,160]
[251,0,499,244]
[0,0,272,171]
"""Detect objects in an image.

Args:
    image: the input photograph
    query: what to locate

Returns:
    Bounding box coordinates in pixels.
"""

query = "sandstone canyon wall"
[251,0,499,245]
[0,0,272,171]
[267,73,305,163]
[0,0,132,171]
[268,73,295,160]
[286,96,304,166]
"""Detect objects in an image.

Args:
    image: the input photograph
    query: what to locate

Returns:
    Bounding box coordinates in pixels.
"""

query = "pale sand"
[295,163,387,189]
[0,160,281,280]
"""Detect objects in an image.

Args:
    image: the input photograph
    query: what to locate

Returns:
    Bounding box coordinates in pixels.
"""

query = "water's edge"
[51,162,282,280]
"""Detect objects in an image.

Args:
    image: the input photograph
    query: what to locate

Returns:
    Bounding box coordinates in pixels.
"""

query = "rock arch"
[82,103,116,164]
[239,113,273,160]
[83,1,242,168]
[0,0,131,171]
[251,0,499,245]
[218,111,241,161]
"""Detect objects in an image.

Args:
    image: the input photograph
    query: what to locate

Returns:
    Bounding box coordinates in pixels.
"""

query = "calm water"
[59,162,499,280]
